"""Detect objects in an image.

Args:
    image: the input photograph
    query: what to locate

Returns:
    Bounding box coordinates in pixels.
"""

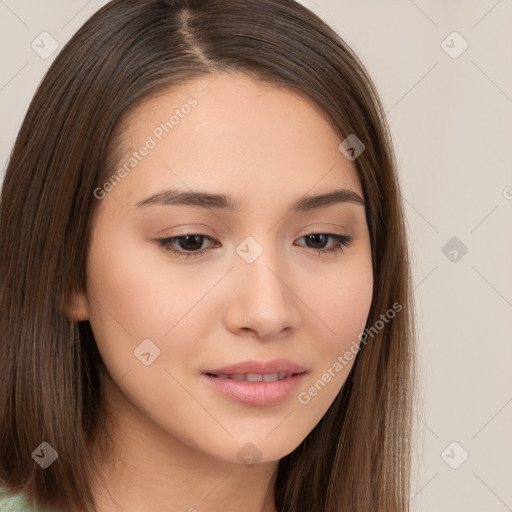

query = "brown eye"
[156,234,218,259]
[295,233,353,255]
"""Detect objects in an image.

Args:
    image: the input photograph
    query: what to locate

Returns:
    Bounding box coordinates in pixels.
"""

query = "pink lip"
[203,358,306,376]
[201,372,307,407]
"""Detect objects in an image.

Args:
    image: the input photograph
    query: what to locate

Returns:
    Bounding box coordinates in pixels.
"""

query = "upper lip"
[203,358,306,376]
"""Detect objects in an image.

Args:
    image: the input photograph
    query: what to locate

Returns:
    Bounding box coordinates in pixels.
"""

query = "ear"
[62,290,90,322]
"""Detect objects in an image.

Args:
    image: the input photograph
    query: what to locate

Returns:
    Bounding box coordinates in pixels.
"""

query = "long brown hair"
[0,1,417,510]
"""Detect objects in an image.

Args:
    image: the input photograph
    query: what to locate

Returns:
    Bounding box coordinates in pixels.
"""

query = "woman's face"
[70,71,373,465]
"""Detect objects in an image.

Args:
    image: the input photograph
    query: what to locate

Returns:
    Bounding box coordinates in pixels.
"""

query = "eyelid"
[295,222,352,236]
[153,223,220,237]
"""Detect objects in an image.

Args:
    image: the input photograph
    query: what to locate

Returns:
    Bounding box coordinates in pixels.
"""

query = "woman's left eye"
[295,233,354,255]
[155,232,354,259]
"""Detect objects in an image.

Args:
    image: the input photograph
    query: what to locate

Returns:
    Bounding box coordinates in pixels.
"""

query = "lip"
[201,358,307,407]
[203,358,306,376]
[201,372,307,407]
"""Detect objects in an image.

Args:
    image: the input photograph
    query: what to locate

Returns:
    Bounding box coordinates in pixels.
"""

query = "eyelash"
[155,232,354,259]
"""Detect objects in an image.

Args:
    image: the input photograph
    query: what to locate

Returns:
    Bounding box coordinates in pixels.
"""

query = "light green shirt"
[0,486,58,511]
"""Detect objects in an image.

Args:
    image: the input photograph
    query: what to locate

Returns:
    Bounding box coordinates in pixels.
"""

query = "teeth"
[247,373,263,382]
[213,373,294,381]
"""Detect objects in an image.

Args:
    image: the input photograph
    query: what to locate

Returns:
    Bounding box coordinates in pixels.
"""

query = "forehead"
[103,71,364,212]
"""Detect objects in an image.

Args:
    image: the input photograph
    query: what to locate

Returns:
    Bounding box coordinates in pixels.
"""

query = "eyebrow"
[134,188,366,212]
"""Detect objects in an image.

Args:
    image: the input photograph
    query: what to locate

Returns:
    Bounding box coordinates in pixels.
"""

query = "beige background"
[1,1,511,510]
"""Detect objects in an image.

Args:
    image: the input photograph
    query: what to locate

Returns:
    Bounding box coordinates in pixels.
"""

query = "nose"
[223,244,301,340]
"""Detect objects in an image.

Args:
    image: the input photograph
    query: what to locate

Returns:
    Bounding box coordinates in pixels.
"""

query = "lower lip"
[201,372,307,407]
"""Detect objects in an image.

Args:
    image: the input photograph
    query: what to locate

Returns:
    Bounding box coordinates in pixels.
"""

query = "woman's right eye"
[156,234,218,259]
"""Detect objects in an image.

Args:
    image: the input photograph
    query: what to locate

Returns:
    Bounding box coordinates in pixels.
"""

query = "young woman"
[0,1,417,511]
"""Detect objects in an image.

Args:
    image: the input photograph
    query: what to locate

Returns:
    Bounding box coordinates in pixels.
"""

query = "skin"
[65,70,374,512]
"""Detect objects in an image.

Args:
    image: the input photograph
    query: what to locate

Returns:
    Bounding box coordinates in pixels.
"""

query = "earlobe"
[62,290,90,322]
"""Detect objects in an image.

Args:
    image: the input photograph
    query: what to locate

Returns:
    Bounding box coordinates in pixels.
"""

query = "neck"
[84,372,279,512]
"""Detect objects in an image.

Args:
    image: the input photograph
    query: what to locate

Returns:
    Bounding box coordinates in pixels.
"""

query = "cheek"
[298,250,373,393]
[84,226,220,380]
[86,223,200,333]
[331,273,373,348]
[293,269,372,418]
[309,251,373,351]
